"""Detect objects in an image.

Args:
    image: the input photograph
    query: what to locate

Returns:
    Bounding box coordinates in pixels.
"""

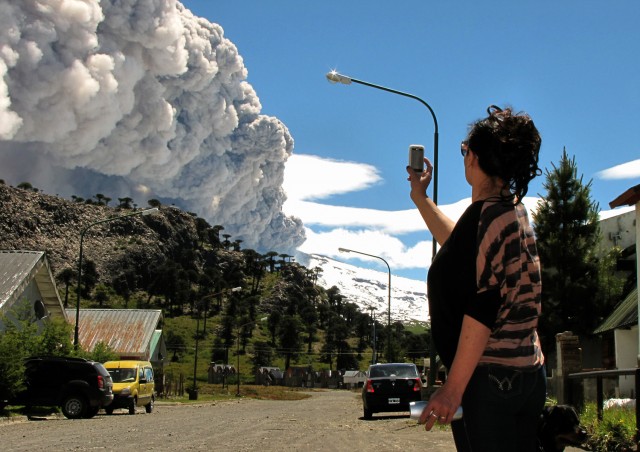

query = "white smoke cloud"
[0,0,304,254]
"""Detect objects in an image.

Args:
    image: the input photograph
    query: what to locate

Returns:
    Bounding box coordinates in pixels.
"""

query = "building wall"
[599,209,636,252]
[614,326,637,397]
[605,206,639,386]
[0,280,49,332]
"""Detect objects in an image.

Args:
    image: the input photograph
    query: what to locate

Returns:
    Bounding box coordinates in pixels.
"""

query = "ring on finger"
[429,411,439,419]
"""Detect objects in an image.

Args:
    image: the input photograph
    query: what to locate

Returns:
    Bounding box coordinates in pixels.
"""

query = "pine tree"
[533,149,602,352]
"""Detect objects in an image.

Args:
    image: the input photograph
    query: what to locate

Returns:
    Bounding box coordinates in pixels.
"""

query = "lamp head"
[231,286,242,292]
[338,247,351,253]
[326,71,352,85]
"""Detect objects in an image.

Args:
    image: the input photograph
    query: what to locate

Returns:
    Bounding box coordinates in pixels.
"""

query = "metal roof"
[593,287,638,334]
[66,308,162,359]
[0,250,66,320]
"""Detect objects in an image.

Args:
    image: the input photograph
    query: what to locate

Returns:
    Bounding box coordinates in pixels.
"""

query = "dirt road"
[1,390,457,451]
[1,390,587,451]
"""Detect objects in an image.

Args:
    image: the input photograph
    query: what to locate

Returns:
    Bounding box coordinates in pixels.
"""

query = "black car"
[13,356,113,419]
[361,363,423,419]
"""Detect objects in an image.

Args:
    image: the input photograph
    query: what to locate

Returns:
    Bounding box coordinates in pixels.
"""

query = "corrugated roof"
[0,250,66,320]
[593,287,638,334]
[66,308,162,358]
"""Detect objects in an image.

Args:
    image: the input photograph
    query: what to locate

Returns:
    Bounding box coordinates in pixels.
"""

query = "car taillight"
[365,379,375,393]
[97,375,104,389]
[413,377,422,392]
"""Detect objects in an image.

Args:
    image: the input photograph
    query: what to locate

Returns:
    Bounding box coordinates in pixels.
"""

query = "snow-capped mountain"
[304,254,429,325]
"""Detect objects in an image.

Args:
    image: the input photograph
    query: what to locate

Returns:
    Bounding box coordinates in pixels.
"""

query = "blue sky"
[182,1,640,281]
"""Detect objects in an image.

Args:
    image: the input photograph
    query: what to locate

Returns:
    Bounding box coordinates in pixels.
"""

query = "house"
[0,250,67,332]
[65,308,167,366]
[593,288,638,397]
[342,370,367,389]
[591,184,640,397]
[66,308,167,394]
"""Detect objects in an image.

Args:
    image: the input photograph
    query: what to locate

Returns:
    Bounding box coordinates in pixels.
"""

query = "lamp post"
[325,70,438,213]
[191,313,201,400]
[74,207,158,350]
[339,248,392,362]
[328,71,439,382]
[369,306,377,365]
[236,316,268,397]
[190,286,242,400]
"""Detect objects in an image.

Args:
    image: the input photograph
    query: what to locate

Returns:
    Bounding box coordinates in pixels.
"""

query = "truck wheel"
[84,406,100,419]
[128,398,136,415]
[145,395,154,413]
[363,407,373,420]
[62,394,87,419]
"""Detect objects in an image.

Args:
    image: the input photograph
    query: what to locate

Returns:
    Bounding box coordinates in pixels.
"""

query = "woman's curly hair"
[466,105,542,203]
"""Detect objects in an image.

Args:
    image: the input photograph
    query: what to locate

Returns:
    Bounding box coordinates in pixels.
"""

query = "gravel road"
[1,390,587,451]
[1,389,458,451]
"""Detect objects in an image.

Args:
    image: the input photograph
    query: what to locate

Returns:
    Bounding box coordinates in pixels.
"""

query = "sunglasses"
[460,141,469,157]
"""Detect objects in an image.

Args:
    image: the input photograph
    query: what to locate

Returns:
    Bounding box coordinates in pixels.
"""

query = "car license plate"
[388,398,400,404]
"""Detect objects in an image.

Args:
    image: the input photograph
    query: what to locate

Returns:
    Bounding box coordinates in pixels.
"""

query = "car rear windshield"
[369,365,418,378]
[107,368,137,383]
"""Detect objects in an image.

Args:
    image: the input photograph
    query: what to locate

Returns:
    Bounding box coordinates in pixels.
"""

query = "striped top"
[427,199,544,370]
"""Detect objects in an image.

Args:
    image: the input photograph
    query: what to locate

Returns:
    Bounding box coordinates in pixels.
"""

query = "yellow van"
[103,360,155,415]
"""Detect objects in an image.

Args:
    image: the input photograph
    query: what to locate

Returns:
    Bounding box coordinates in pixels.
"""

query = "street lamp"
[74,207,158,350]
[236,316,268,397]
[190,312,202,400]
[191,286,242,400]
[369,307,377,365]
[325,70,438,213]
[328,71,439,382]
[338,248,392,362]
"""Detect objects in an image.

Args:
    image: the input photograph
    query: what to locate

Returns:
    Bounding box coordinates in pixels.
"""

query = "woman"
[408,105,546,452]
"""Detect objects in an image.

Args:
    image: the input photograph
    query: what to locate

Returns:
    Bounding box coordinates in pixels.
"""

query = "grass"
[1,405,62,418]
[404,399,640,447]
[157,383,313,404]
[1,385,312,418]
[580,402,636,452]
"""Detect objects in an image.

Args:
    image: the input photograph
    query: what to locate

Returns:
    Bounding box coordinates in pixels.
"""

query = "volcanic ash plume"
[0,0,305,254]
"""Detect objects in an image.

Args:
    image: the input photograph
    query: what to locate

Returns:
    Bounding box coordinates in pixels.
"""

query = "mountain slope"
[305,254,429,325]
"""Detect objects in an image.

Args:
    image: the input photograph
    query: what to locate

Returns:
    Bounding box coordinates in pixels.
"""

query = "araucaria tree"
[533,149,605,352]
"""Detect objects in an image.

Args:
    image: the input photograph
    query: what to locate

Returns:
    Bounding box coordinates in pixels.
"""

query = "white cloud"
[284,198,475,233]
[283,154,381,201]
[285,153,633,274]
[596,159,640,180]
[298,227,433,271]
